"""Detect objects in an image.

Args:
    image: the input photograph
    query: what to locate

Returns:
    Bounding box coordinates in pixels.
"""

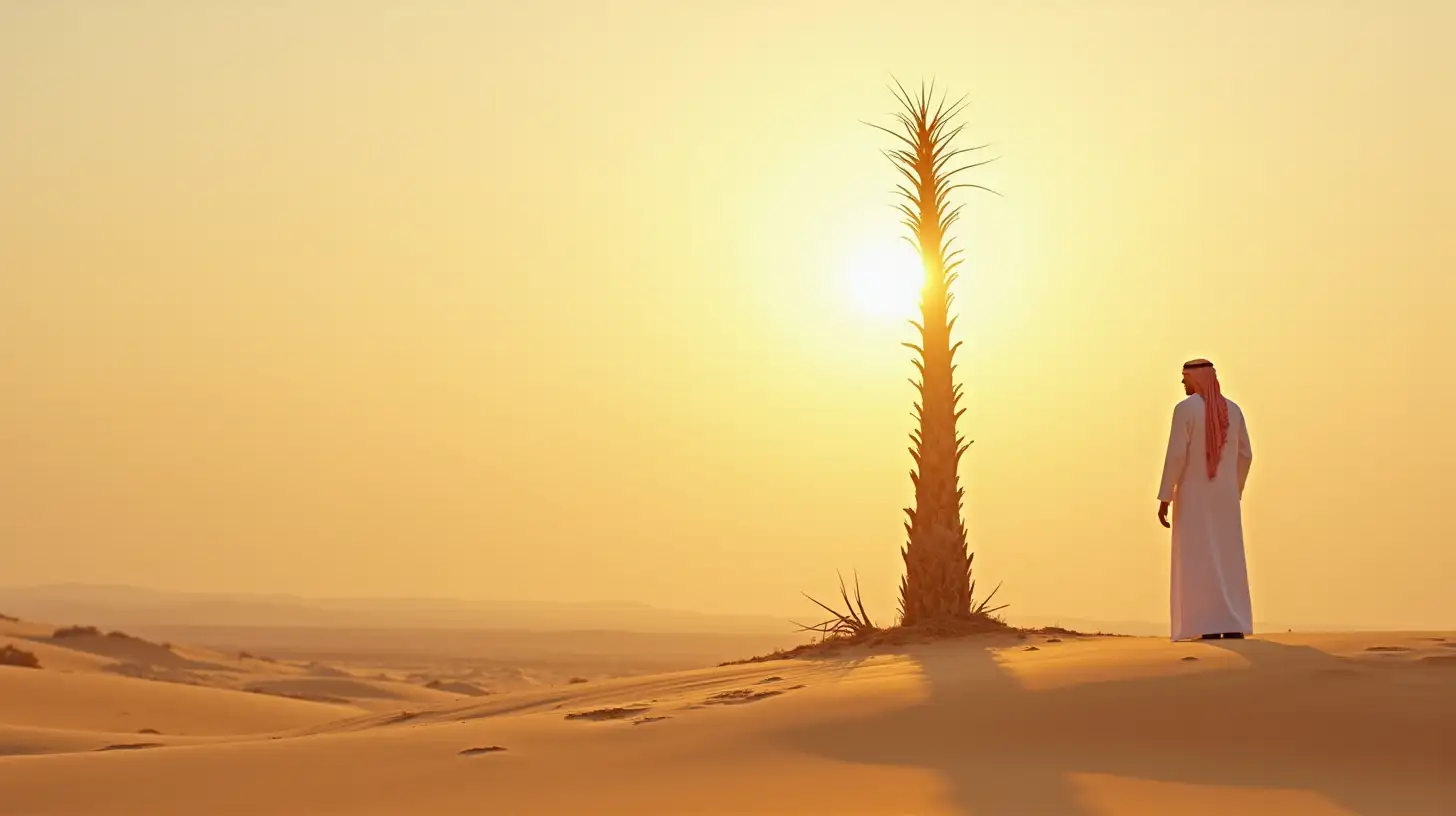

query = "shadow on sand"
[778,636,1455,815]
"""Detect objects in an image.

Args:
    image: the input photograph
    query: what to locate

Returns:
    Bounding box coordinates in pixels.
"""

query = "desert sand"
[2,612,1453,815]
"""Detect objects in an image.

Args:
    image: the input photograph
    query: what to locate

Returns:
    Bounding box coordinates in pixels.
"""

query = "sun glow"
[843,239,925,321]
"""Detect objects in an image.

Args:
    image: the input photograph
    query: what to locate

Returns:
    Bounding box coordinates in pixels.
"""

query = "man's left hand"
[1157,501,1171,529]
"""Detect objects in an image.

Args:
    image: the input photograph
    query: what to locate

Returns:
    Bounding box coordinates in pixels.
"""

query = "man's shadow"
[775,636,1454,815]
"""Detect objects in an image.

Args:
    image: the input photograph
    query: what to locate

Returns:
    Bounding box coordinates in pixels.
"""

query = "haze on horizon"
[2,1,1453,632]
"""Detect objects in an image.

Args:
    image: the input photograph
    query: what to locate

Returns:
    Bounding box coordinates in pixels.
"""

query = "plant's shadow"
[777,637,1455,815]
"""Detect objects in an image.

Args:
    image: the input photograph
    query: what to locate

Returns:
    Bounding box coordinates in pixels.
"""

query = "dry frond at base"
[793,570,879,640]
[971,578,1008,618]
[719,618,1129,666]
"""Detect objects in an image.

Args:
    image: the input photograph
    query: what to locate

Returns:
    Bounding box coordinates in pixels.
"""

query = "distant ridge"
[0,584,796,635]
[1,584,1425,637]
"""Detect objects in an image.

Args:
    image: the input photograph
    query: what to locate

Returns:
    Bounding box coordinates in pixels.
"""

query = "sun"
[843,239,925,321]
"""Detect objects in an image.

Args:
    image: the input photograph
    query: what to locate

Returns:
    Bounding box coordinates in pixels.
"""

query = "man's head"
[1180,358,1230,478]
[1181,358,1215,396]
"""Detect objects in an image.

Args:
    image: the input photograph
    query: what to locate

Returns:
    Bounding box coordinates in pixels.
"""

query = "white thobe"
[1157,394,1255,641]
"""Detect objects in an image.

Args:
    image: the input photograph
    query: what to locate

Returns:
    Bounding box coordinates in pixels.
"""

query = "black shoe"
[1221,632,1245,640]
[1200,633,1222,640]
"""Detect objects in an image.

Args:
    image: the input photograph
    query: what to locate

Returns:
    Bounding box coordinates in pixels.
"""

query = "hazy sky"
[2,1,1452,630]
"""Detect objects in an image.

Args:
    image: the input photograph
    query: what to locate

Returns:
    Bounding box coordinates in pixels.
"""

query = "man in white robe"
[1157,359,1255,641]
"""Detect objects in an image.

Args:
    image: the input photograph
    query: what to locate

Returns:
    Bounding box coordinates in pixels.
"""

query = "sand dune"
[241,676,465,709]
[0,724,219,757]
[2,627,1452,815]
[40,628,224,670]
[0,614,500,745]
[4,638,117,673]
[0,664,359,737]
[127,622,807,689]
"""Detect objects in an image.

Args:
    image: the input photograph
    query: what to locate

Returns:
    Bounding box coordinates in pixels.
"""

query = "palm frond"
[971,579,1008,617]
[796,570,879,640]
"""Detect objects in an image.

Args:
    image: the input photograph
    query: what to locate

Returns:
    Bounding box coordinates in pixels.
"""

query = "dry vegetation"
[731,566,1113,667]
[424,679,490,697]
[722,618,1114,666]
[795,570,1007,640]
[52,625,103,638]
[0,644,42,669]
[49,625,175,651]
[732,573,1015,666]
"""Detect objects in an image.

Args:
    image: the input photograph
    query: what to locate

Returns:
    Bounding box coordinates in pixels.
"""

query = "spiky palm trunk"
[870,81,997,625]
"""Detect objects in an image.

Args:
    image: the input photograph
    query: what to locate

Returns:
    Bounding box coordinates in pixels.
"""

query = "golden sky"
[2,1,1452,630]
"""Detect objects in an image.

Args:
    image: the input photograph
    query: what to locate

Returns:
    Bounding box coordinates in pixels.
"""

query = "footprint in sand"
[96,743,162,752]
[1180,656,1198,662]
[564,706,651,721]
[459,745,508,756]
[1441,643,1456,649]
[1045,638,1063,644]
[632,716,671,725]
[1023,646,1040,652]
[1365,646,1412,653]
[1421,654,1456,667]
[755,676,783,685]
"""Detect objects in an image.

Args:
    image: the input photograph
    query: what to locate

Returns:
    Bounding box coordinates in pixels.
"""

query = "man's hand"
[1157,501,1171,529]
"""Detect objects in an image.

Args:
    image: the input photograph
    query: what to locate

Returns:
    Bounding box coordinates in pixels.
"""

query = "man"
[1156,359,1255,641]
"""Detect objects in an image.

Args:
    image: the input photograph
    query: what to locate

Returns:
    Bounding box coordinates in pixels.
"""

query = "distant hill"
[0,584,1387,638]
[0,584,798,635]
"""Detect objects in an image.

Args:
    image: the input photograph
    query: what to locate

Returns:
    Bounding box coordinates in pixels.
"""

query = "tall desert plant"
[867,79,999,625]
